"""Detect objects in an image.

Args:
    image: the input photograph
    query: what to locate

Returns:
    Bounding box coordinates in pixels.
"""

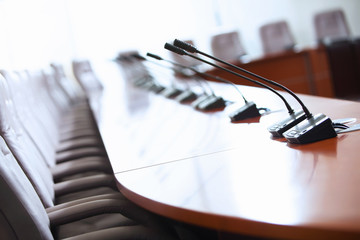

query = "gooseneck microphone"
[146,52,209,104]
[131,53,187,98]
[164,43,293,111]
[146,52,262,121]
[127,53,166,93]
[173,40,310,115]
[171,40,310,137]
[147,52,246,103]
[145,52,226,110]
[165,41,337,144]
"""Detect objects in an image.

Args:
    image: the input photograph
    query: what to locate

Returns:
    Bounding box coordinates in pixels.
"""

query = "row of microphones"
[131,52,228,111]
[165,39,338,144]
[132,53,198,99]
[146,53,265,121]
[130,53,184,95]
[115,52,159,90]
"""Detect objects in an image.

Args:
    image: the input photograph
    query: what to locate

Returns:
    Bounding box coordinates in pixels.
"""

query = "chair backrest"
[314,9,351,43]
[210,30,246,61]
[0,70,57,167]
[50,63,87,104]
[72,59,104,97]
[0,135,53,240]
[260,20,296,55]
[0,72,55,208]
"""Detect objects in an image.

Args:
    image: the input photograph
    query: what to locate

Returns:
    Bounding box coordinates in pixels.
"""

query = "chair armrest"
[54,174,116,197]
[48,198,165,231]
[46,192,125,213]
[51,157,112,181]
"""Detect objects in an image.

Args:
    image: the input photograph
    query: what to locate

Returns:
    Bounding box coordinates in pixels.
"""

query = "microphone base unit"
[175,90,198,103]
[229,101,261,122]
[139,80,158,90]
[283,113,337,144]
[191,94,211,108]
[160,87,183,98]
[149,84,166,93]
[197,96,226,111]
[133,76,153,87]
[268,110,307,137]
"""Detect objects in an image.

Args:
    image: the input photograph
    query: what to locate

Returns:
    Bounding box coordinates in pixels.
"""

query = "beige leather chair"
[210,30,247,62]
[314,9,351,43]
[260,20,296,55]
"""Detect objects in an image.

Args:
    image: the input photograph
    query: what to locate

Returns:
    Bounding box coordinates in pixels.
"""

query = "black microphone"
[166,42,337,144]
[146,52,226,110]
[131,53,185,97]
[171,40,304,133]
[146,53,201,103]
[147,52,261,121]
[146,52,224,109]
[121,53,159,90]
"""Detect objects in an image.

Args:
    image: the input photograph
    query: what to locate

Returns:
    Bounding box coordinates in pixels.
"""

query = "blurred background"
[0,0,359,69]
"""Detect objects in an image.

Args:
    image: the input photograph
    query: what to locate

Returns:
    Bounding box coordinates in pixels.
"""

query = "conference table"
[96,64,360,240]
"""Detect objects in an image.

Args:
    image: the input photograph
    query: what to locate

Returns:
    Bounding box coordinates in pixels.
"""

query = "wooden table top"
[97,67,360,240]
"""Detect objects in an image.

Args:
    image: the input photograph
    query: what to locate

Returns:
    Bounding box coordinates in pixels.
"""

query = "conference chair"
[324,37,360,98]
[353,37,360,81]
[0,135,179,240]
[39,69,107,153]
[210,30,247,62]
[260,20,296,55]
[314,8,351,44]
[47,65,107,156]
[0,69,184,239]
[50,63,88,105]
[0,69,108,166]
[72,59,104,103]
[0,71,120,200]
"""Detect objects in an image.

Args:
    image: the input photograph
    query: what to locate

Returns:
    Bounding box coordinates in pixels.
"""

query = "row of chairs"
[172,8,352,64]
[0,61,183,239]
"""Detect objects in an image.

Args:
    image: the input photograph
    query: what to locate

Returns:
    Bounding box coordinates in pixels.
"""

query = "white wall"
[0,0,359,69]
[0,0,75,69]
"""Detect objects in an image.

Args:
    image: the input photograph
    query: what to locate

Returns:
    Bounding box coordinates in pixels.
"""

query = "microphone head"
[164,43,187,55]
[173,39,197,53]
[131,53,146,61]
[146,53,163,61]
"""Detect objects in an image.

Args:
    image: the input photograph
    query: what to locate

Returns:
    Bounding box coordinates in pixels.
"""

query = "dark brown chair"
[314,9,351,43]
[210,30,247,62]
[353,37,360,83]
[260,20,296,55]
[324,37,360,98]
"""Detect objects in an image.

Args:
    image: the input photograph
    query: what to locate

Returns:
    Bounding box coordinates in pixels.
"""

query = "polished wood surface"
[205,46,335,98]
[97,65,360,240]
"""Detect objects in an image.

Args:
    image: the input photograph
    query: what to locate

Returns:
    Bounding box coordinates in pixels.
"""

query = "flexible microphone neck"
[147,52,247,103]
[173,39,311,118]
[164,43,294,114]
[131,53,187,78]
